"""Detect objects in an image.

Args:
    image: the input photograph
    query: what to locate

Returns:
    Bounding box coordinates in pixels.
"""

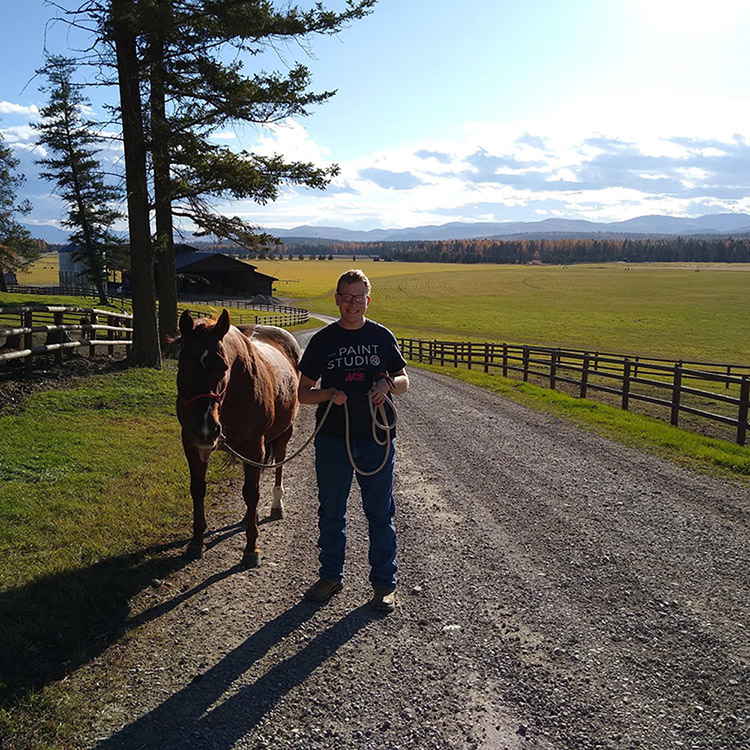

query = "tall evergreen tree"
[34,55,123,306]
[143,0,375,346]
[0,133,38,292]
[61,0,376,366]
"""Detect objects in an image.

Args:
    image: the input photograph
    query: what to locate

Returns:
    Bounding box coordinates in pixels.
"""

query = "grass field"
[20,253,750,363]
[15,252,60,285]
[255,258,750,364]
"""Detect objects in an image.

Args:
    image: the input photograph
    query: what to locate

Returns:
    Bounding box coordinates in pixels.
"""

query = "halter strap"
[180,379,227,409]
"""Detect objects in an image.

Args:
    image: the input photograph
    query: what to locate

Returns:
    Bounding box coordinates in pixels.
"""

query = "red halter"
[180,379,227,409]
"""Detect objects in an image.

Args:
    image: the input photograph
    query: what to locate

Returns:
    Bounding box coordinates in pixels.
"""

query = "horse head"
[177,308,232,462]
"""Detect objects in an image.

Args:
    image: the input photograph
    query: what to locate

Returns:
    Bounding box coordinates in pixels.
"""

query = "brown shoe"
[370,587,396,612]
[303,578,343,602]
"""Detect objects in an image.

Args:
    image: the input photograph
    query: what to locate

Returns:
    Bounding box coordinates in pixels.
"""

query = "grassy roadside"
[0,363,240,749]
[411,361,750,481]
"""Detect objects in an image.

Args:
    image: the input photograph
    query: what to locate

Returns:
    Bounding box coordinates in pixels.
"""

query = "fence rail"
[0,305,133,375]
[398,338,750,446]
[181,305,309,328]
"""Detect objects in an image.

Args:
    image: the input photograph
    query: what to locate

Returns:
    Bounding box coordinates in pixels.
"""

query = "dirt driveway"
[70,360,748,749]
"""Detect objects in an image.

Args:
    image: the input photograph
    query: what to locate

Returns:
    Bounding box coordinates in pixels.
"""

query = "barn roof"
[174,252,276,282]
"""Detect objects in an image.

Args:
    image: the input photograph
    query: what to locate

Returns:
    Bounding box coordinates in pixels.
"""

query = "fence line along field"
[16,254,750,365]
[253,259,750,365]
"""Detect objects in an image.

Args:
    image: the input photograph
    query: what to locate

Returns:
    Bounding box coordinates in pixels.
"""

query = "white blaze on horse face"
[198,347,217,444]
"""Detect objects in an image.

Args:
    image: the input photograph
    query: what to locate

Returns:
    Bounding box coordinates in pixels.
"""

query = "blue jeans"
[314,434,398,590]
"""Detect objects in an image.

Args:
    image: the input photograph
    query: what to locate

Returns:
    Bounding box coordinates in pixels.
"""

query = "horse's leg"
[184,443,208,557]
[242,463,261,567]
[270,426,293,521]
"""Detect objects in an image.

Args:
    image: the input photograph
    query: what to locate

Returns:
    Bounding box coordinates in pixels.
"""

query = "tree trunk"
[150,25,178,352]
[112,0,161,368]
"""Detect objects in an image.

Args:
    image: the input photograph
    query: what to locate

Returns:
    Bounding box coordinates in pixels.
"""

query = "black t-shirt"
[299,319,407,439]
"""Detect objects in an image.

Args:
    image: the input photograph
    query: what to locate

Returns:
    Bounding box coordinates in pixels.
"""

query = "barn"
[165,245,278,297]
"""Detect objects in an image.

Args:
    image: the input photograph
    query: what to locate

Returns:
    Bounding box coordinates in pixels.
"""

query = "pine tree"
[62,0,376,366]
[34,56,123,306]
[0,134,38,292]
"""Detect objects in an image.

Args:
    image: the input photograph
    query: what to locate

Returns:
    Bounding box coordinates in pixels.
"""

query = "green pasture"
[0,364,243,747]
[15,252,60,285]
[256,259,750,365]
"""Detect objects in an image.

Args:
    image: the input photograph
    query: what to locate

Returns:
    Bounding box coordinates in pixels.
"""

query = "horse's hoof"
[269,506,284,521]
[242,551,260,568]
[185,545,204,560]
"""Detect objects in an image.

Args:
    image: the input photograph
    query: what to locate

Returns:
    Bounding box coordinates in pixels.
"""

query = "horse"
[176,308,300,566]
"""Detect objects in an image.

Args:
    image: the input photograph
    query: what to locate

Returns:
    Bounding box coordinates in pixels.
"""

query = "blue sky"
[3,0,750,234]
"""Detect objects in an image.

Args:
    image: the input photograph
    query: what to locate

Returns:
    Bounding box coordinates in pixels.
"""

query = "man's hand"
[329,388,348,406]
[370,378,390,407]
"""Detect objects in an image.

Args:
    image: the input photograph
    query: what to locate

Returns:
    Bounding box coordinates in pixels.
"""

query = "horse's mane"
[175,316,300,372]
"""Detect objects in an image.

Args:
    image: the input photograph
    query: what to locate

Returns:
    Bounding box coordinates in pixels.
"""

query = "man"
[298,269,409,612]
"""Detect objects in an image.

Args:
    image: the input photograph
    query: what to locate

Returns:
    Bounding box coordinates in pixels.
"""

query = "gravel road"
[72,349,748,749]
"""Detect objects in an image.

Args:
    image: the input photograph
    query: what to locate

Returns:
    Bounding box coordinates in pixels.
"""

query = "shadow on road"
[0,522,243,705]
[95,603,376,750]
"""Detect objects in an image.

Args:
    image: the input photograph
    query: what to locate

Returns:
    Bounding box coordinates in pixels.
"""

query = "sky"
[3,0,750,235]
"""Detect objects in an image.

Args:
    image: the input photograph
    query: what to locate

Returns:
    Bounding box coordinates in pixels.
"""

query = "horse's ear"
[179,310,194,336]
[214,309,230,339]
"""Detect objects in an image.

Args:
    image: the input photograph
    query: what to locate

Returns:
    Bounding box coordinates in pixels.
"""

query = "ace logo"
[344,372,366,382]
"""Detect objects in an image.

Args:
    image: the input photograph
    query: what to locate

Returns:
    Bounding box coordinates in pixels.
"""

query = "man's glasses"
[337,293,368,304]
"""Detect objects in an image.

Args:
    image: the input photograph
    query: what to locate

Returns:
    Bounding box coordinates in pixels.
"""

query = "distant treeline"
[277,236,750,264]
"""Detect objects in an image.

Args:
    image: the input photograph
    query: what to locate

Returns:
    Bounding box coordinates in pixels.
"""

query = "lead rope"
[218,391,397,475]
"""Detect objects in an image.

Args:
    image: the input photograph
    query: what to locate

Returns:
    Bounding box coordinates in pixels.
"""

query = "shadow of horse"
[95,604,377,749]
[0,523,242,705]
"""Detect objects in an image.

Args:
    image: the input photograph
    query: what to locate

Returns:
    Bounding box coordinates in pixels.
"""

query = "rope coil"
[218,391,397,476]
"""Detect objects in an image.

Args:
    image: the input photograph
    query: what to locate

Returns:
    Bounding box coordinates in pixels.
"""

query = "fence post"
[89,311,98,356]
[737,376,749,446]
[622,359,631,410]
[549,350,557,389]
[440,341,444,367]
[671,363,682,427]
[467,342,473,370]
[523,346,529,382]
[107,315,115,355]
[726,365,732,390]
[581,353,589,398]
[502,343,508,377]
[23,310,34,377]
[54,311,64,365]
[484,342,490,374]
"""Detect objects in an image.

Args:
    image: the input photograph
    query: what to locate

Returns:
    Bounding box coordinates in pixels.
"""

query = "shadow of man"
[96,603,376,750]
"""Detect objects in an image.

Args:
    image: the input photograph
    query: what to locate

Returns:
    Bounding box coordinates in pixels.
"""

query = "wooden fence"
[182,304,309,328]
[398,339,750,446]
[0,305,134,376]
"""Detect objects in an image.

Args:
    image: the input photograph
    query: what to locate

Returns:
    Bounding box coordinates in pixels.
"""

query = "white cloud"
[251,119,332,164]
[1,124,37,145]
[238,105,750,230]
[0,101,38,116]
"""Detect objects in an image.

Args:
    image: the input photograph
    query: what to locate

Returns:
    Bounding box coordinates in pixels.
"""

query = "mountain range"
[24,212,750,246]
[265,213,750,242]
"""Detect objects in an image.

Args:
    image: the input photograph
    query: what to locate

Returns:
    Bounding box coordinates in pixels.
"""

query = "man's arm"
[298,373,347,405]
[371,368,409,406]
